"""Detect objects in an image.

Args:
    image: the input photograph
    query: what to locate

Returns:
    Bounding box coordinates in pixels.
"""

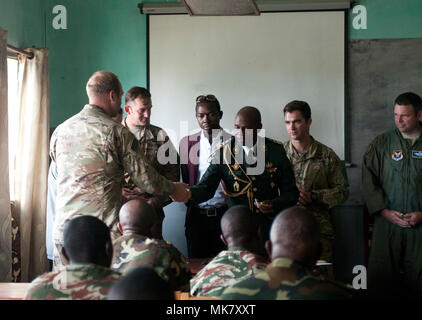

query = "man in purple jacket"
[179,95,232,258]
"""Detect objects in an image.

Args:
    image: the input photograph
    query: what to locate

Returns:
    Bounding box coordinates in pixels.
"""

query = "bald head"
[268,206,320,266]
[221,205,260,251]
[119,200,158,236]
[63,215,112,267]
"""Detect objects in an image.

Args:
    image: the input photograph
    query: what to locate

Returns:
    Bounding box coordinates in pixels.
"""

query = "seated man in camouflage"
[25,216,120,300]
[221,206,353,300]
[108,267,174,300]
[111,199,191,291]
[190,205,268,297]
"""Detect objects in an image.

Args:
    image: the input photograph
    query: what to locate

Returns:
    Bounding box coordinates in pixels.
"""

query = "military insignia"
[268,168,277,173]
[412,151,422,159]
[233,181,240,192]
[392,150,404,161]
[234,146,240,154]
[266,162,273,168]
[232,163,240,170]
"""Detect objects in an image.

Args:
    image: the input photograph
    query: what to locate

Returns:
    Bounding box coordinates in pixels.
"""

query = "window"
[7,57,18,201]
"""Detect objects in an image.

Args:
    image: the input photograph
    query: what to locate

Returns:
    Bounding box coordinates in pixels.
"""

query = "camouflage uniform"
[283,137,349,263]
[190,247,268,297]
[24,263,120,300]
[111,233,191,291]
[220,257,353,300]
[50,105,175,269]
[122,120,180,239]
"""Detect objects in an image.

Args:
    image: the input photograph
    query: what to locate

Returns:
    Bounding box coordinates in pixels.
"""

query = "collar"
[123,118,154,141]
[286,136,319,159]
[83,104,109,117]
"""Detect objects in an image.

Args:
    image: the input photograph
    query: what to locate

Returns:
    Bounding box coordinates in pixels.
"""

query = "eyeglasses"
[196,94,218,103]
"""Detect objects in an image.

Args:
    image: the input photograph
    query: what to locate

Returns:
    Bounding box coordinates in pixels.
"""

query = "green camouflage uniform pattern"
[283,138,349,262]
[122,120,180,230]
[50,105,175,267]
[111,233,191,291]
[220,257,353,300]
[24,263,120,300]
[190,247,269,297]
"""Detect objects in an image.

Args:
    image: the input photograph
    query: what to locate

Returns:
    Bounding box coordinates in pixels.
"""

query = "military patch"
[266,162,273,168]
[412,151,422,159]
[392,150,404,161]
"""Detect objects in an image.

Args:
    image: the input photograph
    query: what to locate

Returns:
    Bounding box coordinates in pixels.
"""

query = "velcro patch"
[412,151,422,159]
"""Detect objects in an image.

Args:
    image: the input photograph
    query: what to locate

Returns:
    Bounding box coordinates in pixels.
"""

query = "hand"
[254,200,275,214]
[380,209,411,228]
[296,187,313,207]
[402,212,422,227]
[169,182,191,203]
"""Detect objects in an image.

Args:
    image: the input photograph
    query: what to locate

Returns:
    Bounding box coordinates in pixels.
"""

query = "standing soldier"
[362,92,422,298]
[122,87,180,239]
[282,100,349,279]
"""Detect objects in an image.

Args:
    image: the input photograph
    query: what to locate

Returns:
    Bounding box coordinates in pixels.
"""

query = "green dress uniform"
[220,257,352,300]
[362,126,422,298]
[283,137,349,264]
[189,136,299,249]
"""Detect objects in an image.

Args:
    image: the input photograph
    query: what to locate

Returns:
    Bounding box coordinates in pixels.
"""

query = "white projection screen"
[149,11,345,159]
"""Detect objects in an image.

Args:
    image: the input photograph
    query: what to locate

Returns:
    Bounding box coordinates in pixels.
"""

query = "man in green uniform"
[111,199,191,291]
[25,216,120,300]
[190,205,268,297]
[362,92,422,298]
[282,100,349,275]
[220,206,353,300]
[122,86,180,239]
[50,71,190,270]
[186,106,299,253]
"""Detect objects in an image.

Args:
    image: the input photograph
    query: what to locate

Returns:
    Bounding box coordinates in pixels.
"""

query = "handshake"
[170,182,193,203]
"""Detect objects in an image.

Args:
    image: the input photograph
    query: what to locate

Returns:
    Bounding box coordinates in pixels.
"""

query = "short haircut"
[108,267,174,300]
[86,71,121,97]
[195,95,221,112]
[394,92,422,114]
[63,215,111,263]
[125,86,151,105]
[283,100,312,121]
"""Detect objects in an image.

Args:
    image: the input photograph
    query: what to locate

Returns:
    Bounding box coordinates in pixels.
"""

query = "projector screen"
[149,11,345,159]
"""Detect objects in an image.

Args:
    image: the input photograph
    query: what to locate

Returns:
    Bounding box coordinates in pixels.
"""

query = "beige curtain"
[15,48,49,281]
[0,28,12,282]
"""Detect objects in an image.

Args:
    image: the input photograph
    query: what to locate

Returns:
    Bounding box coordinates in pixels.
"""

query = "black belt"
[195,206,227,217]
